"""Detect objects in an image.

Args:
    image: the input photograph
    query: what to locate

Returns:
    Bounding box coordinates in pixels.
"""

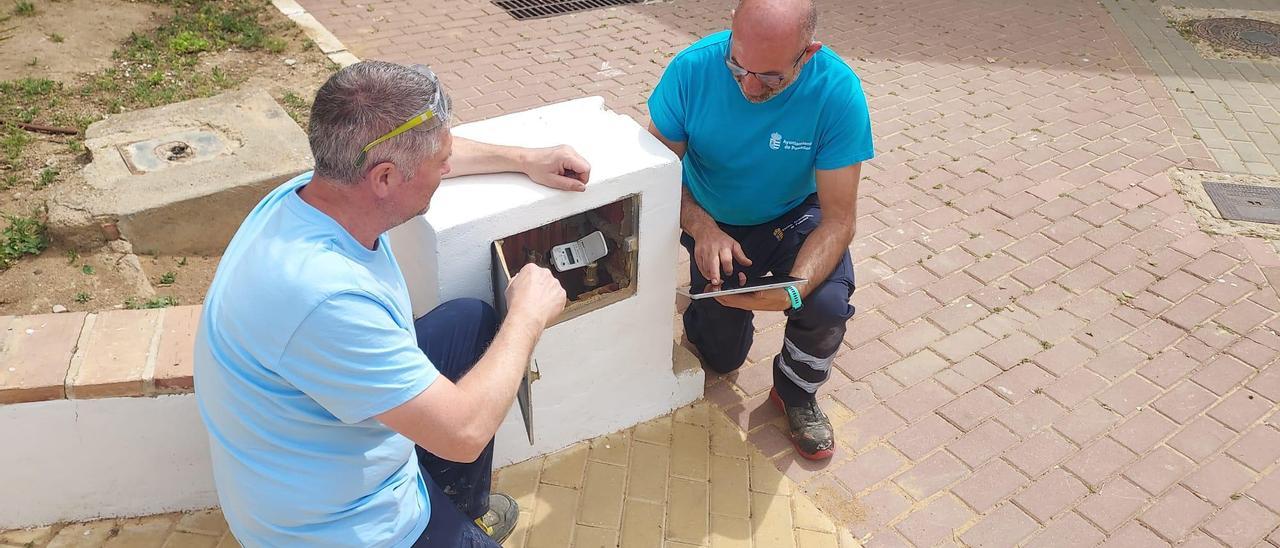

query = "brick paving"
[0,404,851,548]
[0,509,235,548]
[492,402,851,547]
[307,0,1280,545]
[8,0,1280,545]
[1101,0,1280,177]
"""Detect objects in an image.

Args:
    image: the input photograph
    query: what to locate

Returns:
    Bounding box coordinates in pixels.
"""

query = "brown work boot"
[770,388,835,460]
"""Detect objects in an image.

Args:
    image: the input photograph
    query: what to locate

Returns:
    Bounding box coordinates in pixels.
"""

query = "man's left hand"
[523,145,591,192]
[715,287,792,311]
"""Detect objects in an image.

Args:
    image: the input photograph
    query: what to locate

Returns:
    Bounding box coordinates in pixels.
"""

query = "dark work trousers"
[681,194,856,405]
[411,298,502,548]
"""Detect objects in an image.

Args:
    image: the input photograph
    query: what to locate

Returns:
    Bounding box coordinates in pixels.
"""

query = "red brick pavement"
[298,0,1280,545]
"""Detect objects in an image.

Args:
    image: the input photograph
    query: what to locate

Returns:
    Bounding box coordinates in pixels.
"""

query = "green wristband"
[784,285,802,310]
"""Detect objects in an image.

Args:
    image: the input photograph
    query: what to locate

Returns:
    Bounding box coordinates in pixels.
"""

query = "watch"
[783,285,803,313]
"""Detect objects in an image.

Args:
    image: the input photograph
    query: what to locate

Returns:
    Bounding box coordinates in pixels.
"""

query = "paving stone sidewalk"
[7,0,1280,545]
[1102,0,1280,177]
[291,0,1280,545]
[0,404,852,548]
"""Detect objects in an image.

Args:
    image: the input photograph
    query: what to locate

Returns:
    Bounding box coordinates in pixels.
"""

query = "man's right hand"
[380,263,565,463]
[691,225,752,286]
[506,263,567,330]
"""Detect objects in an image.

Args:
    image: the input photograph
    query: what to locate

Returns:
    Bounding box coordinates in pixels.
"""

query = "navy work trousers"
[411,298,502,548]
[682,195,856,405]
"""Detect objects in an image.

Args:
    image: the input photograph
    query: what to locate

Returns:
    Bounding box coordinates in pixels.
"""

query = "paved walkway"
[0,404,852,548]
[7,0,1280,546]
[293,0,1280,545]
[1103,0,1280,176]
[290,2,1280,545]
[491,402,852,547]
[0,510,234,548]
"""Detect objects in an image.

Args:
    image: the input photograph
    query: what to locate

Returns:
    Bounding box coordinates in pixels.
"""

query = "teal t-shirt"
[647,30,875,226]
[194,172,438,547]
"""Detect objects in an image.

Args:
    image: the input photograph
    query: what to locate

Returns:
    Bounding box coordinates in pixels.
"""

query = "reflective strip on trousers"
[776,337,834,394]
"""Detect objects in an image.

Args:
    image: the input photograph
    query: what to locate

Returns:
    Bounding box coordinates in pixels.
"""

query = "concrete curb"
[269,0,362,68]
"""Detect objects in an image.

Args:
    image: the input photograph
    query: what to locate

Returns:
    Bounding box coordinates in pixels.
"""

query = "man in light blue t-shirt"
[194,61,588,547]
[647,0,874,461]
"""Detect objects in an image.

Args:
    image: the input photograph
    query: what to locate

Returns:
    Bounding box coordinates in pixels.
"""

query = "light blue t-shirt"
[648,30,875,226]
[194,172,439,547]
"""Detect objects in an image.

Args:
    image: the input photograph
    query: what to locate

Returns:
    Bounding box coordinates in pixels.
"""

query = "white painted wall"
[0,98,701,529]
[0,394,217,528]
[389,97,703,465]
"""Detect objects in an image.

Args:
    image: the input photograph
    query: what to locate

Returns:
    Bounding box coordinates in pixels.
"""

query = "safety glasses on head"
[354,64,449,168]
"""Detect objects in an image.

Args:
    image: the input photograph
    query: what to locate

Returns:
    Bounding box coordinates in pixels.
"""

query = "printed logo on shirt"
[768,132,813,152]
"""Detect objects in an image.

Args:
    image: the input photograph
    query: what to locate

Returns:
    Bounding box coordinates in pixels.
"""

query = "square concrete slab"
[66,89,312,255]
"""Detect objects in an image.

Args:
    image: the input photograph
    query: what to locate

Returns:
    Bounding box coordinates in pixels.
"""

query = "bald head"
[727,0,820,102]
[732,0,817,47]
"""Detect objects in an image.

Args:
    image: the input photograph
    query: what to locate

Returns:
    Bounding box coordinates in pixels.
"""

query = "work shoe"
[770,388,835,461]
[474,493,519,544]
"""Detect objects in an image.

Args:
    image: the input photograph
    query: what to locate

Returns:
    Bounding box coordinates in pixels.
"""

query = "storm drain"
[493,0,643,20]
[1202,181,1280,225]
[1189,18,1280,57]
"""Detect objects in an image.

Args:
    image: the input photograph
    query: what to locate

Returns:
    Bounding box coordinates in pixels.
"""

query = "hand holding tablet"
[678,275,807,300]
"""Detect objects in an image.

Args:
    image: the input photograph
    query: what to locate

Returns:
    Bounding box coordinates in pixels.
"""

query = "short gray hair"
[308,60,453,184]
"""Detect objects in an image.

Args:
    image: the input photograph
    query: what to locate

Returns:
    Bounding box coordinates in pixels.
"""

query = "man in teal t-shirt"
[647,0,874,460]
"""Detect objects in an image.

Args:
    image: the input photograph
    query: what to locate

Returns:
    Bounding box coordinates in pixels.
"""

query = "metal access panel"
[492,242,538,445]
[117,128,230,175]
[492,0,643,21]
[1202,181,1280,225]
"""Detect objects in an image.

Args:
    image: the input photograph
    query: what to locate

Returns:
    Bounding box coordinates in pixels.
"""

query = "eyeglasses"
[724,38,808,88]
[354,64,449,168]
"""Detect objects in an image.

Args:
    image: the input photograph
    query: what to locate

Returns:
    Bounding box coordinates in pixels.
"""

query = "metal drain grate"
[1190,18,1280,57]
[1202,181,1280,225]
[493,0,643,20]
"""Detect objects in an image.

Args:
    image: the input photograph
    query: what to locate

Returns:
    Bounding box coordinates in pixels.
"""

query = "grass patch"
[1,125,33,166]
[74,291,93,304]
[1,0,307,138]
[16,77,56,96]
[49,32,64,43]
[280,91,306,109]
[17,106,38,123]
[1,78,60,166]
[36,167,57,189]
[168,30,212,54]
[0,1,327,270]
[0,215,48,269]
[0,0,322,270]
[124,295,179,309]
[280,90,310,126]
[158,271,176,285]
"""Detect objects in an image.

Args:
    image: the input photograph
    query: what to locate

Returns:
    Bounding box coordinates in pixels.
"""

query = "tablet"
[679,275,807,300]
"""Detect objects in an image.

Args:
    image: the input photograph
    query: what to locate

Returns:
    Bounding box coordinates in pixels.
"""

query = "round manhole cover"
[1190,18,1280,57]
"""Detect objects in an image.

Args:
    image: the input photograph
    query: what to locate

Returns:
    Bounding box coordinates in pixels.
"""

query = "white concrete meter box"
[389,97,704,466]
